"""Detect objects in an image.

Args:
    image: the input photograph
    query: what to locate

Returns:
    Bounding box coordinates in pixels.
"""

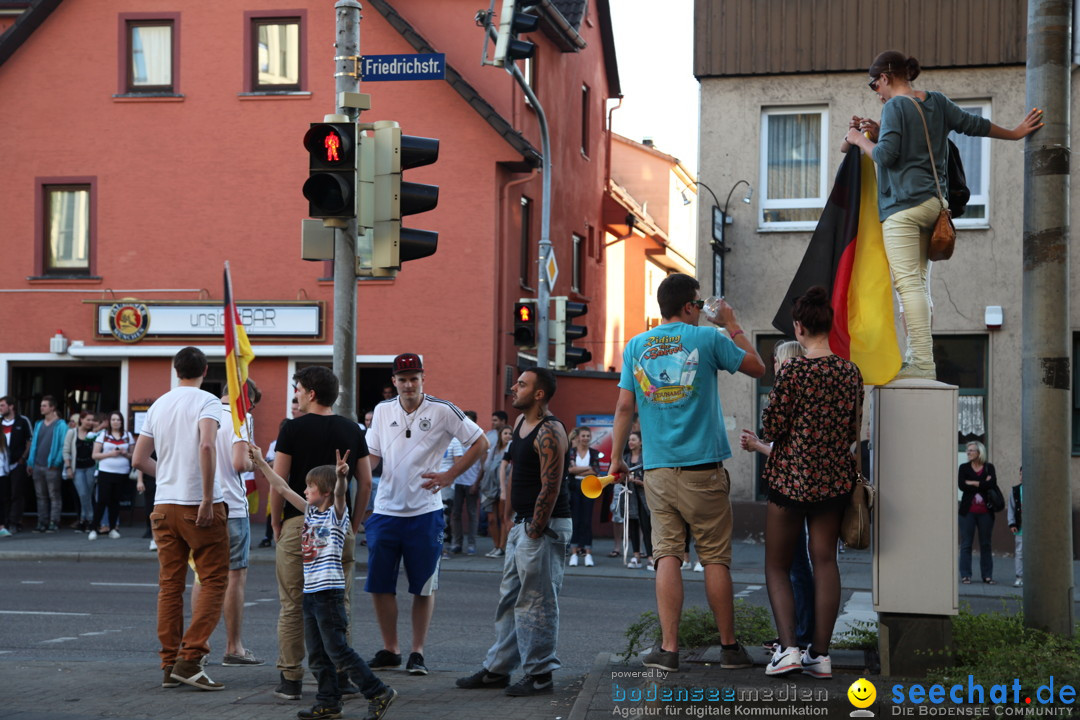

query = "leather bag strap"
[904,95,947,210]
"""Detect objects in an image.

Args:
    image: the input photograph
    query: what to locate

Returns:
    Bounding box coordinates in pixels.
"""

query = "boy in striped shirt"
[253,447,396,720]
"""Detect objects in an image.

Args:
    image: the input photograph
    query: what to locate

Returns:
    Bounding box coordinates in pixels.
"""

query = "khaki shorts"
[644,465,732,567]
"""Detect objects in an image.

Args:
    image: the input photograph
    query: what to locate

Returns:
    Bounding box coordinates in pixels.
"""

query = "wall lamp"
[687,179,753,297]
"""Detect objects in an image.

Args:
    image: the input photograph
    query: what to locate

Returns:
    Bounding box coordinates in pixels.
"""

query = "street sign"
[712,205,724,244]
[361,53,446,81]
[544,251,558,292]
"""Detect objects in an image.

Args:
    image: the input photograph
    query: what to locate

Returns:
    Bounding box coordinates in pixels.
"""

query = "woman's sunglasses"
[868,75,882,91]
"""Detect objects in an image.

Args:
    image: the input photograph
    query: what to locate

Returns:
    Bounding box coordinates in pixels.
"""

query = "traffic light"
[553,296,591,369]
[493,0,540,67]
[303,122,356,219]
[513,299,537,347]
[372,120,440,271]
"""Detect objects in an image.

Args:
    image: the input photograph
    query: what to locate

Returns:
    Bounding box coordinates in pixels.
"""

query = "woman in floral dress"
[760,286,863,680]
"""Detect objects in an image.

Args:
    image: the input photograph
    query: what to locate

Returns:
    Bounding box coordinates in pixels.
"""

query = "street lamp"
[688,179,753,297]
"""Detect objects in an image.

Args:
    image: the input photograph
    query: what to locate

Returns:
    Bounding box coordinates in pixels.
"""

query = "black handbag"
[946,139,970,219]
[984,484,1006,513]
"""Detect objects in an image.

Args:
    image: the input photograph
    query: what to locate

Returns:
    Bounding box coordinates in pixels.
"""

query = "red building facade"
[0,0,621,516]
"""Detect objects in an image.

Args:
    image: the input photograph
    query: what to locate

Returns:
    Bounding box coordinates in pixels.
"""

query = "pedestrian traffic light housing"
[513,299,537,347]
[303,122,356,219]
[553,296,590,369]
[372,120,440,272]
[493,0,540,66]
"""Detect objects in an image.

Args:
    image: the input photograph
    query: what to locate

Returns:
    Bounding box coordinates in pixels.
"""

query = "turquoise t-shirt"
[618,322,746,470]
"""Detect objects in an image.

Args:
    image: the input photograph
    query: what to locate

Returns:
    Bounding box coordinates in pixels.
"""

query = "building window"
[520,196,533,288]
[571,233,584,293]
[43,184,92,275]
[581,84,590,157]
[933,335,988,451]
[950,101,991,227]
[251,17,301,91]
[759,106,828,229]
[125,19,175,93]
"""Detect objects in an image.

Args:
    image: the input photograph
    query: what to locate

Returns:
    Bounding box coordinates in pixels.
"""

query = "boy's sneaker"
[641,646,679,672]
[170,658,224,690]
[365,686,397,720]
[765,646,802,677]
[162,665,180,688]
[406,652,428,675]
[274,672,303,700]
[720,642,753,669]
[297,703,343,720]
[368,649,402,669]
[109,529,121,539]
[800,648,831,679]
[505,672,554,696]
[456,667,511,689]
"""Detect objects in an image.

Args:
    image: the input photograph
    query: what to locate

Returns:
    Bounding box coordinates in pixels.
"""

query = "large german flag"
[771,150,900,385]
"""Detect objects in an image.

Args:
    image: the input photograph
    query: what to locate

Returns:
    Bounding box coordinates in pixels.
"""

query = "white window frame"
[758,105,830,231]
[571,233,584,293]
[950,101,991,229]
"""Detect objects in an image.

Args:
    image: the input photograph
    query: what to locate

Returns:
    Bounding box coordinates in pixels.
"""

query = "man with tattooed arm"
[456,367,572,697]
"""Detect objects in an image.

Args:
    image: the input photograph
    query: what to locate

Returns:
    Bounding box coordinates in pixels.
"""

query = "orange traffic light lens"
[323,131,343,163]
[519,306,531,322]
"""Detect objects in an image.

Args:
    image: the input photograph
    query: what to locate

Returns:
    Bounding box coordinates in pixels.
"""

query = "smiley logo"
[848,677,876,709]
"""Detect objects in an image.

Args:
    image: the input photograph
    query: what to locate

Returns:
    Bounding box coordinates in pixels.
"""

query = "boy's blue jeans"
[303,589,385,706]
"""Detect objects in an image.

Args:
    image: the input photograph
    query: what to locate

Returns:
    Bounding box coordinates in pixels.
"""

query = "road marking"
[41,637,79,644]
[0,610,90,616]
[735,584,762,598]
[244,602,258,607]
[20,580,44,584]
[91,582,160,588]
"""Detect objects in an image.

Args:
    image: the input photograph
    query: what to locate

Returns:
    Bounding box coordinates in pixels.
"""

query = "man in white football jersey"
[363,353,488,676]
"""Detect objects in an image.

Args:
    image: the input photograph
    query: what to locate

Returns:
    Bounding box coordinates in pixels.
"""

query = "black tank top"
[508,415,572,519]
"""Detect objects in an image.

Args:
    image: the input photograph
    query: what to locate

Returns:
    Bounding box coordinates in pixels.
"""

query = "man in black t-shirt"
[269,366,372,701]
[456,367,571,697]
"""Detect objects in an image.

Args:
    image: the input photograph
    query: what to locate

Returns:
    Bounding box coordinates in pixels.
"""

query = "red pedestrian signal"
[513,300,536,347]
[303,122,356,219]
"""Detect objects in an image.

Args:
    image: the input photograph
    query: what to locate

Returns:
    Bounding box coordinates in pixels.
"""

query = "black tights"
[764,501,843,655]
[628,516,653,556]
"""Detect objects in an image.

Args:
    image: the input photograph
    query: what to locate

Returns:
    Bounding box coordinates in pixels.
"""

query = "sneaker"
[568,553,579,567]
[494,547,505,557]
[222,649,264,666]
[365,686,397,720]
[406,652,428,675]
[765,646,802,677]
[505,672,553,696]
[149,540,158,551]
[466,545,476,556]
[641,646,679,672]
[274,672,303,700]
[33,524,46,533]
[693,562,704,572]
[583,554,595,567]
[1014,577,1023,587]
[45,523,58,533]
[762,637,781,652]
[297,703,343,720]
[456,667,510,689]
[109,529,121,539]
[162,665,180,688]
[170,658,224,690]
[646,562,655,572]
[88,530,98,540]
[367,649,402,669]
[720,642,753,669]
[800,647,832,679]
[73,523,85,534]
[627,557,641,569]
[0,528,11,538]
[450,545,462,554]
[681,560,691,569]
[485,547,501,558]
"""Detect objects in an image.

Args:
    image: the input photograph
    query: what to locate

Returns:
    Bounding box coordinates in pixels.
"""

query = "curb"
[569,651,614,720]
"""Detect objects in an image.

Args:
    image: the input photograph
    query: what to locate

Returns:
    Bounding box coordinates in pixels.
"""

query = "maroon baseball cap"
[392,353,424,375]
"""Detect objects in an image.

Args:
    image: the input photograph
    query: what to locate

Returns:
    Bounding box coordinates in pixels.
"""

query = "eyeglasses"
[868,75,882,91]
[689,299,705,309]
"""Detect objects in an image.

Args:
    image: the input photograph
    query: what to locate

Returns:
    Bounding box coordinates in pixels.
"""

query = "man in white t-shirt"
[364,353,488,676]
[133,346,228,691]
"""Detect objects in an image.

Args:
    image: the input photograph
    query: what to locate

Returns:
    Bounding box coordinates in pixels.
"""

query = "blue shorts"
[363,510,443,596]
[227,517,250,571]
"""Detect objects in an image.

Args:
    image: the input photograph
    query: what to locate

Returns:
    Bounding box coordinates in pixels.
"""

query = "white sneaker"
[800,647,832,679]
[87,530,98,541]
[627,557,641,569]
[1014,577,1023,587]
[764,646,802,677]
[568,553,579,567]
[109,529,121,539]
[583,553,595,567]
[681,560,691,570]
[693,562,704,572]
[149,540,158,551]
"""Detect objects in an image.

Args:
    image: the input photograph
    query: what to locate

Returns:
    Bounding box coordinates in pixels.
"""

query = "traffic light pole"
[331,0,361,421]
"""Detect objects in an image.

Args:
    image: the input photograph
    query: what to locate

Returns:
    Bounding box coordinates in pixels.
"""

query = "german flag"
[224,261,255,438]
[771,150,901,385]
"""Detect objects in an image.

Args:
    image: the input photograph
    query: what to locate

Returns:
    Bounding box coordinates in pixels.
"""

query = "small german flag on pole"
[772,150,901,385]
[223,261,255,438]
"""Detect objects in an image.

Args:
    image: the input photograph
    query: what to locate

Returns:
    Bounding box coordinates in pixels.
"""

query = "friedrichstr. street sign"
[361,53,446,81]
